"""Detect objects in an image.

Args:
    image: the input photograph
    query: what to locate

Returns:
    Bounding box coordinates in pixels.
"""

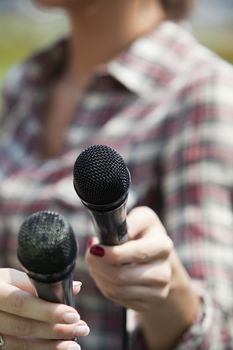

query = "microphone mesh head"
[17,211,78,275]
[73,145,130,205]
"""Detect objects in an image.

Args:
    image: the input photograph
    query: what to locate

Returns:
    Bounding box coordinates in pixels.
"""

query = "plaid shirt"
[0,21,233,350]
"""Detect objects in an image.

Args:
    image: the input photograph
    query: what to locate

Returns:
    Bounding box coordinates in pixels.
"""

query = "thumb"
[0,269,83,297]
[0,268,37,295]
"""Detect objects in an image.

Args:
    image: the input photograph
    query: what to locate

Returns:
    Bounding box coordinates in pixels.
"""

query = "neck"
[66,0,165,83]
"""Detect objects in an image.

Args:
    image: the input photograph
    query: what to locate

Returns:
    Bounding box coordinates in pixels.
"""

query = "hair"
[159,0,194,20]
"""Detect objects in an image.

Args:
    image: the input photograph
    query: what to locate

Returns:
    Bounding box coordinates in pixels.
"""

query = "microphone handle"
[31,274,74,305]
[88,201,128,350]
[30,275,78,343]
[88,200,128,246]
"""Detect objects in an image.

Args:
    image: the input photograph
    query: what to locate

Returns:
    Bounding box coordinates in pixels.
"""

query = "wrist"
[140,251,200,350]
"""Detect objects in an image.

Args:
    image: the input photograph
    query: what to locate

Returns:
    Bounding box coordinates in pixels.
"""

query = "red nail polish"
[90,245,105,257]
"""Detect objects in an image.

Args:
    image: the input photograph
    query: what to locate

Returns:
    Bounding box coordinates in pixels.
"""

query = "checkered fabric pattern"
[0,21,233,349]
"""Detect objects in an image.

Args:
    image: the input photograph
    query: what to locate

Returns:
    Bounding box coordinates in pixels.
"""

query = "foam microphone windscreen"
[17,211,78,282]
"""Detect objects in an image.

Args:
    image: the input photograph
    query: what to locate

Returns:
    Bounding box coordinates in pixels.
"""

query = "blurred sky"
[0,0,233,85]
[191,0,233,58]
[193,0,233,25]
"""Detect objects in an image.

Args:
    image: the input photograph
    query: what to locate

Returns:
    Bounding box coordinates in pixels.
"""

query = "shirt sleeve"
[162,65,233,349]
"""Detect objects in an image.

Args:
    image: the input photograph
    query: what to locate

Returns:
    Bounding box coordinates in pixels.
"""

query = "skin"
[1,1,200,349]
[0,269,89,350]
[38,0,165,158]
[86,207,200,350]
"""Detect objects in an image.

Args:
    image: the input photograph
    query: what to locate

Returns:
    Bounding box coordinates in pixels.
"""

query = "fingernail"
[74,325,90,337]
[63,312,80,324]
[73,281,82,290]
[73,282,82,295]
[90,245,105,257]
[68,343,81,350]
[73,281,82,288]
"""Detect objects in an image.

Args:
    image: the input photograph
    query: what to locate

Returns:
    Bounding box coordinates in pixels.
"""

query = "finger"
[3,336,81,350]
[0,282,81,325]
[72,281,82,295]
[109,294,168,312]
[92,271,170,311]
[0,269,37,295]
[88,258,172,287]
[0,269,82,298]
[87,206,157,244]
[87,206,173,265]
[87,229,173,266]
[103,283,170,305]
[0,310,90,339]
[111,283,170,301]
[127,206,162,239]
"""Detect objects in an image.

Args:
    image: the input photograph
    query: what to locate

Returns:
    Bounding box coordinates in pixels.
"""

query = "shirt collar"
[26,20,193,100]
[107,20,194,100]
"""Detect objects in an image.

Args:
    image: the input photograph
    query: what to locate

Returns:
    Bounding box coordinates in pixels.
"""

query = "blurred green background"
[0,1,69,85]
[0,0,233,87]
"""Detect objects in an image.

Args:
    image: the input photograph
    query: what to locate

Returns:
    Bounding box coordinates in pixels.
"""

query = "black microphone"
[17,211,78,305]
[73,144,131,246]
[73,144,130,350]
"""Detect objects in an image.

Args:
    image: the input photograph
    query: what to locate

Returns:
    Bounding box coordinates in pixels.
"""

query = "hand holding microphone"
[75,145,199,350]
[0,211,89,350]
[72,145,172,348]
[73,145,173,310]
[85,206,174,310]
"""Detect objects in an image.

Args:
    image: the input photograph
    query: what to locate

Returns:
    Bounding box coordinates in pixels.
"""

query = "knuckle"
[110,249,122,264]
[54,340,73,350]
[53,324,73,340]
[137,248,150,263]
[159,264,172,284]
[133,245,151,265]
[53,325,67,339]
[149,208,159,222]
[164,266,172,282]
[137,206,158,224]
[161,239,173,257]
[143,206,156,217]
[104,286,120,302]
[166,237,174,251]
[159,285,170,300]
[147,207,162,226]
